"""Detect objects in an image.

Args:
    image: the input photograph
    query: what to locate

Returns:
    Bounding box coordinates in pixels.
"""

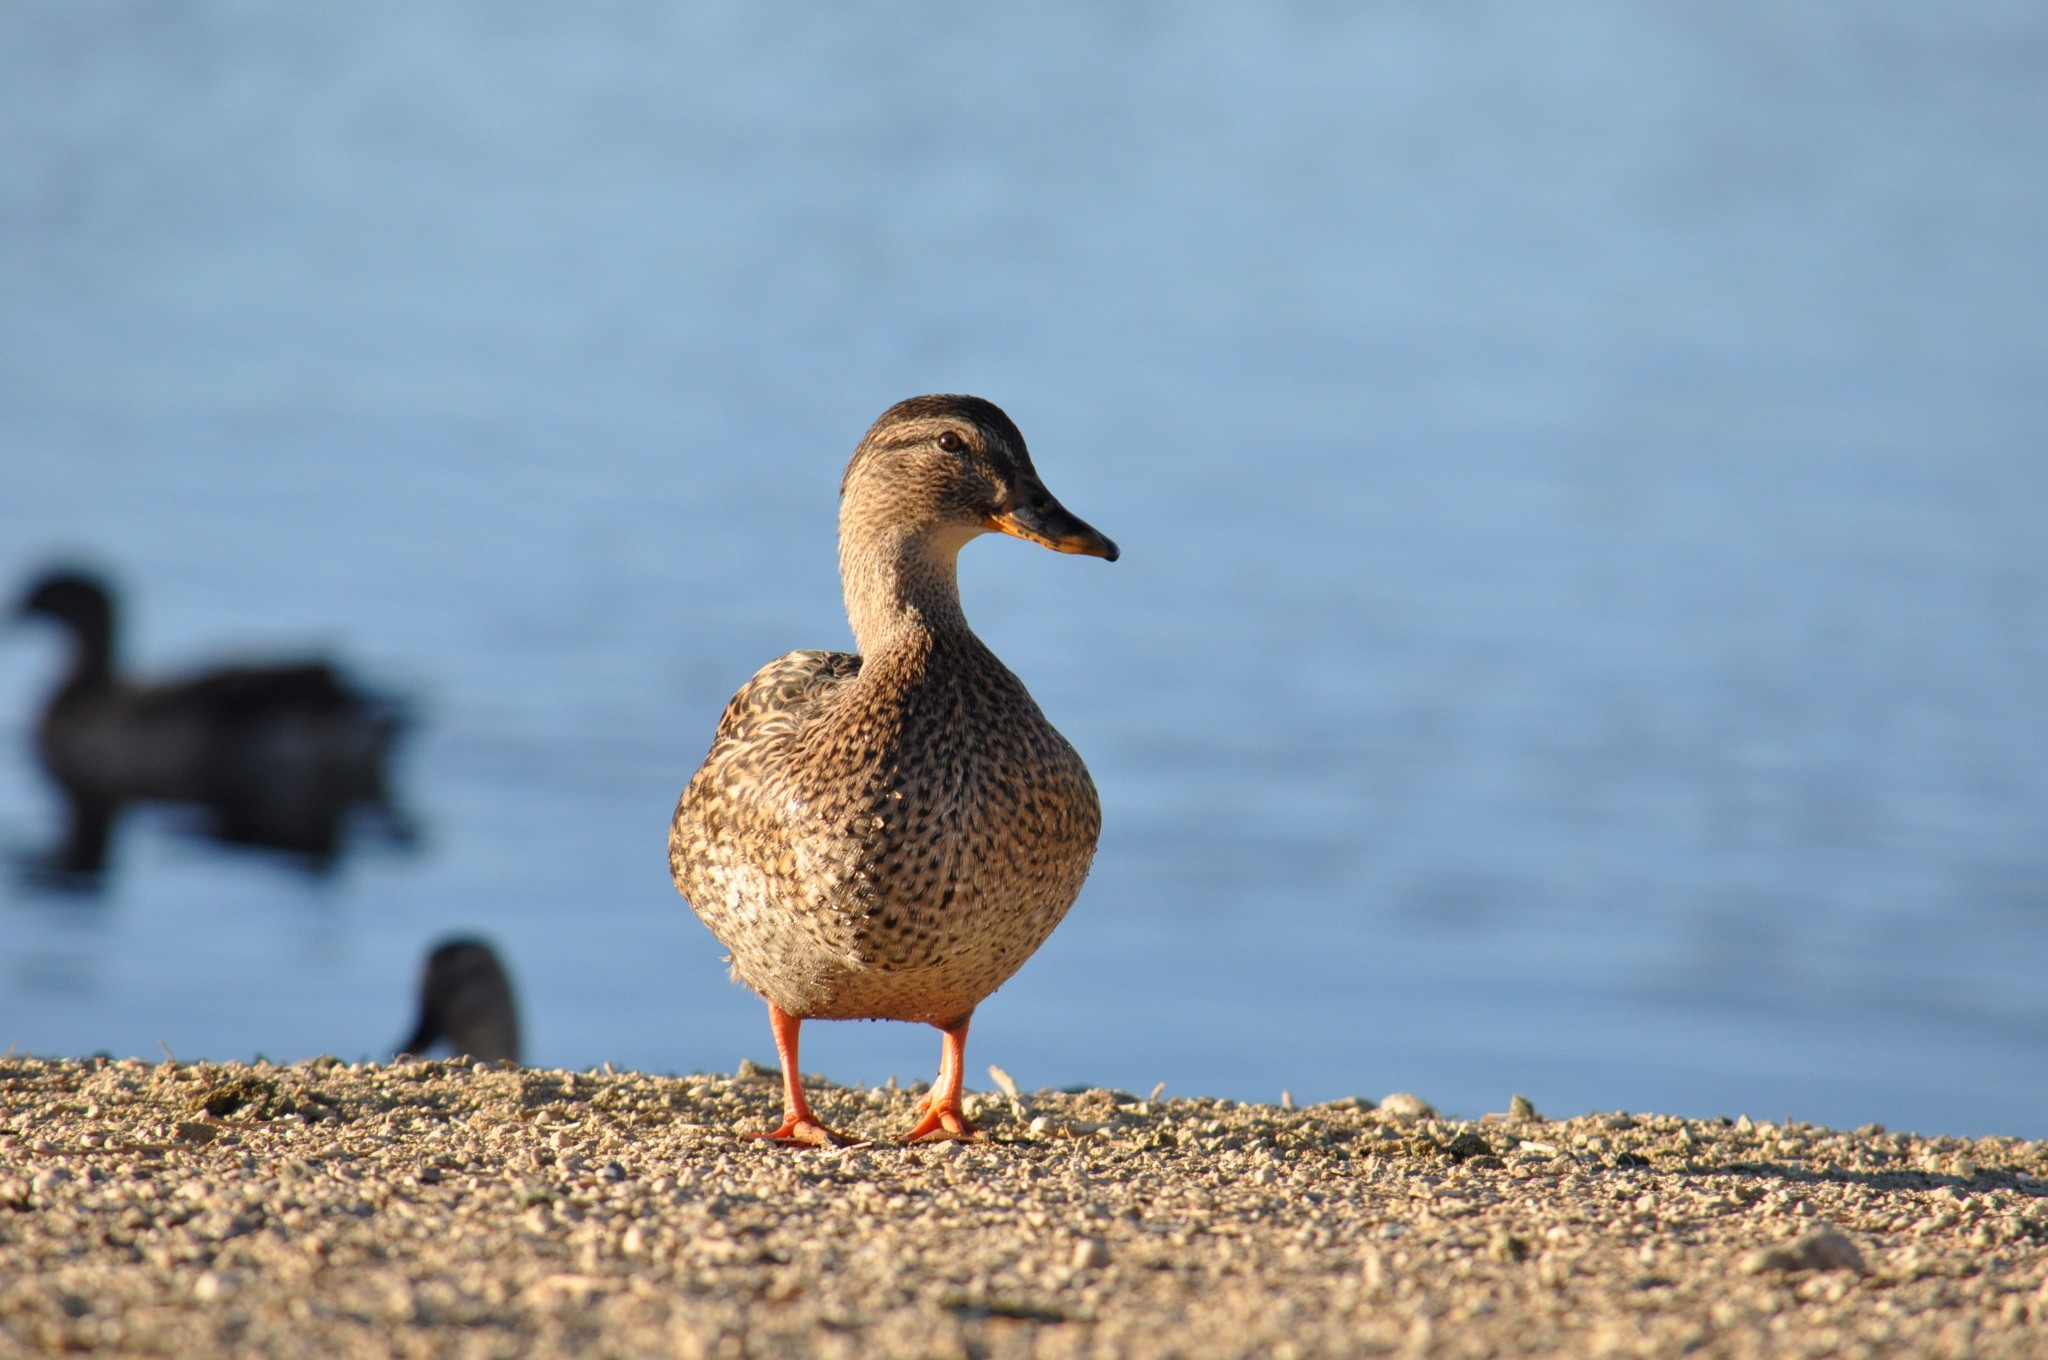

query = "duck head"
[836,396,1117,651]
[18,568,113,625]
[840,395,1119,563]
[15,569,117,673]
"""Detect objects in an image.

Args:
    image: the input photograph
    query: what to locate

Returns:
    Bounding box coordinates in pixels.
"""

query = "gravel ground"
[4,1056,2045,1358]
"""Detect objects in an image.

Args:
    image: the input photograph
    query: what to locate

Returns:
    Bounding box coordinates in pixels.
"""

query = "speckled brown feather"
[669,396,1109,1030]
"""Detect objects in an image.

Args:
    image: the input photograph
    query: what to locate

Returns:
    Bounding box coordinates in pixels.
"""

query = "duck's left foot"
[898,1095,984,1144]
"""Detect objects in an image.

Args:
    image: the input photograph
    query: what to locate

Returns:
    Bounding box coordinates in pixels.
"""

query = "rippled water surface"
[4,3,2046,1135]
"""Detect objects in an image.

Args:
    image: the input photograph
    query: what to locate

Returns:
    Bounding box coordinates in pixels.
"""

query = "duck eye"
[936,430,966,453]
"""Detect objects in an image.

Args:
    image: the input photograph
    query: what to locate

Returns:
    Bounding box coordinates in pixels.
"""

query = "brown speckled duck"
[669,395,1118,1145]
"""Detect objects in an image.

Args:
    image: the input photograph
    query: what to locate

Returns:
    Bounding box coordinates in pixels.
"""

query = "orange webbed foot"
[745,1116,864,1148]
[898,1094,984,1144]
[898,1015,984,1142]
[744,1003,865,1147]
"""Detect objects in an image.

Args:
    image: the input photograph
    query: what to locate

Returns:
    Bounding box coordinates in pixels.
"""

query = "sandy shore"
[3,1056,2044,1358]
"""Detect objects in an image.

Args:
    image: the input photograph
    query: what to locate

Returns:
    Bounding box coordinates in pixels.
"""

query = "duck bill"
[986,496,1120,562]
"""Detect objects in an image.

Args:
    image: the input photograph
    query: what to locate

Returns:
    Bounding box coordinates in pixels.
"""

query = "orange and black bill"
[987,487,1120,561]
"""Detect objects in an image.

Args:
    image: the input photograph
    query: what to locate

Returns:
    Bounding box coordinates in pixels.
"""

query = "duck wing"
[133,661,408,765]
[669,649,863,943]
[700,649,861,754]
[149,662,397,726]
[121,662,409,858]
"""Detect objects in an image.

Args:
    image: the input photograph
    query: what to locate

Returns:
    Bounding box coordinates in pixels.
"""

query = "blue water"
[4,3,2046,1137]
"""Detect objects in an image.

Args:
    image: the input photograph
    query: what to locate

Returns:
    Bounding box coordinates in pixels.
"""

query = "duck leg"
[745,1001,860,1147]
[49,788,117,883]
[899,1014,984,1143]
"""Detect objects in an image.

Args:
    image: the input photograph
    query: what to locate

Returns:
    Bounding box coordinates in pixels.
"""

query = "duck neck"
[54,610,117,698]
[839,522,977,661]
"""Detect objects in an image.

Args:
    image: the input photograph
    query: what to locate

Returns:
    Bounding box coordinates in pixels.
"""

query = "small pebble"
[1741,1224,1867,1276]
[1317,1095,1376,1112]
[1379,1093,1436,1121]
[193,1271,237,1302]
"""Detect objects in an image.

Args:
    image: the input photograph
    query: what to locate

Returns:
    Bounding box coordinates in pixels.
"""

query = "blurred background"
[3,2,2045,1136]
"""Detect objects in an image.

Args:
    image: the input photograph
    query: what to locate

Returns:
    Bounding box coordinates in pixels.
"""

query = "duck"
[12,567,411,883]
[396,937,522,1064]
[669,395,1118,1145]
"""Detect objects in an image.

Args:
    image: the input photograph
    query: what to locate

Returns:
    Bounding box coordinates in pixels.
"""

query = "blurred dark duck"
[396,938,521,1063]
[12,567,413,883]
[669,395,1117,1145]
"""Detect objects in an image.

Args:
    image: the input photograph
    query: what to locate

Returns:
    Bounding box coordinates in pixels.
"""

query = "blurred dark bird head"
[14,566,117,664]
[397,938,521,1064]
